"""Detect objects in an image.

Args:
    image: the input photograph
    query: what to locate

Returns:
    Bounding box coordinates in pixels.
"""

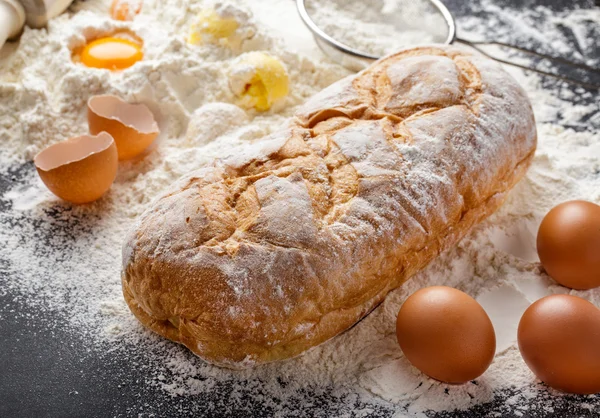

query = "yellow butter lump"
[229,52,289,111]
[188,9,239,46]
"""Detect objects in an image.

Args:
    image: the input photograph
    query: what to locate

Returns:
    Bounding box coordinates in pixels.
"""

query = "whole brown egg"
[396,286,496,384]
[537,200,600,290]
[518,294,600,394]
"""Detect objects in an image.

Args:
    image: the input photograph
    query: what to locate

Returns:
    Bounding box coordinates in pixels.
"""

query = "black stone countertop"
[1,0,599,417]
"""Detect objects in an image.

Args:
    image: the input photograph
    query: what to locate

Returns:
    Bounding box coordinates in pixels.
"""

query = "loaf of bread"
[122,45,537,368]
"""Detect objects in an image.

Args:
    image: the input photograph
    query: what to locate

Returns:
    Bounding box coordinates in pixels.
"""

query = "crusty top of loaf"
[122,45,536,367]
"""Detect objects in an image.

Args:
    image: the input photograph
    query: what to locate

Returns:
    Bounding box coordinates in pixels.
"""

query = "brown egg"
[537,200,600,290]
[396,286,496,384]
[518,294,600,394]
[34,132,118,204]
[88,95,159,160]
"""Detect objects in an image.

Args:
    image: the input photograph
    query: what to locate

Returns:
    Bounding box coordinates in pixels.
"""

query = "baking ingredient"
[229,51,289,111]
[395,286,496,384]
[187,3,256,51]
[518,294,600,394]
[185,103,249,147]
[110,0,142,21]
[80,37,143,70]
[33,132,118,204]
[188,8,238,46]
[476,284,531,354]
[87,95,159,160]
[0,0,599,415]
[187,1,255,54]
[537,200,600,290]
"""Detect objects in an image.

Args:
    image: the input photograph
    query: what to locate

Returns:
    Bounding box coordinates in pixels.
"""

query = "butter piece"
[229,52,289,112]
[188,9,239,46]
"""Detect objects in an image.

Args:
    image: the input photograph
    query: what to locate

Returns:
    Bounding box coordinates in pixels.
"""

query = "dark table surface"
[1,0,599,417]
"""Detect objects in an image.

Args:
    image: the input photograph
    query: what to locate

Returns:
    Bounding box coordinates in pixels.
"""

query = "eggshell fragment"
[537,200,600,290]
[88,95,159,160]
[518,294,600,394]
[34,132,118,204]
[110,0,142,21]
[396,286,496,384]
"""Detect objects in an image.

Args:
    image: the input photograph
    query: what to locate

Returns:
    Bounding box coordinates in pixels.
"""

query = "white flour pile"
[305,0,449,57]
[0,0,599,416]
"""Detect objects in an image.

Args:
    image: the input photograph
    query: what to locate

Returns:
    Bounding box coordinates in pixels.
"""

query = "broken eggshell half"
[34,132,118,204]
[87,95,159,160]
[111,0,143,21]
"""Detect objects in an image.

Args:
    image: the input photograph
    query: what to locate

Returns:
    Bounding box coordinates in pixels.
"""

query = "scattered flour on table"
[0,0,599,416]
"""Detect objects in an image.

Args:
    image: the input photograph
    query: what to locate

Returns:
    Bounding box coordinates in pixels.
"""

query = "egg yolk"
[80,37,143,70]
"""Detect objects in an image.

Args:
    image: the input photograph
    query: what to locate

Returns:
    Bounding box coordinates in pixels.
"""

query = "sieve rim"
[296,0,457,61]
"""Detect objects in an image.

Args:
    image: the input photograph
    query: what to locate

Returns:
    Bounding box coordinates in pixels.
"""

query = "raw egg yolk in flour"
[80,37,143,70]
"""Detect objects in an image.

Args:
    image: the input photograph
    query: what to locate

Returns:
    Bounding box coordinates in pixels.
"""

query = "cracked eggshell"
[111,0,143,21]
[88,95,159,160]
[34,132,118,204]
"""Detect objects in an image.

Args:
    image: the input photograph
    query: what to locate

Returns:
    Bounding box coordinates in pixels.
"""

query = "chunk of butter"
[229,52,289,112]
[188,9,239,46]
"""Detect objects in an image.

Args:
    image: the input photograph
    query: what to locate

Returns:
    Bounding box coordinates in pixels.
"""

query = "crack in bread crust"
[122,45,537,368]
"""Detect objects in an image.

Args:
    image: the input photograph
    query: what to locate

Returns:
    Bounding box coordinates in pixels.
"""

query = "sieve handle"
[456,38,600,90]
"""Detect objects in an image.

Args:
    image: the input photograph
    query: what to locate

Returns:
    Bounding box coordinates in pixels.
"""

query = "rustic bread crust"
[122,45,537,368]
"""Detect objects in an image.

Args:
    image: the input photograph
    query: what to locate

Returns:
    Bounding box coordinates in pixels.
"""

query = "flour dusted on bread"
[122,44,537,368]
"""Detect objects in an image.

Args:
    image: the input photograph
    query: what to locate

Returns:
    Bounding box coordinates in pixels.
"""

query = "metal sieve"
[296,0,600,89]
